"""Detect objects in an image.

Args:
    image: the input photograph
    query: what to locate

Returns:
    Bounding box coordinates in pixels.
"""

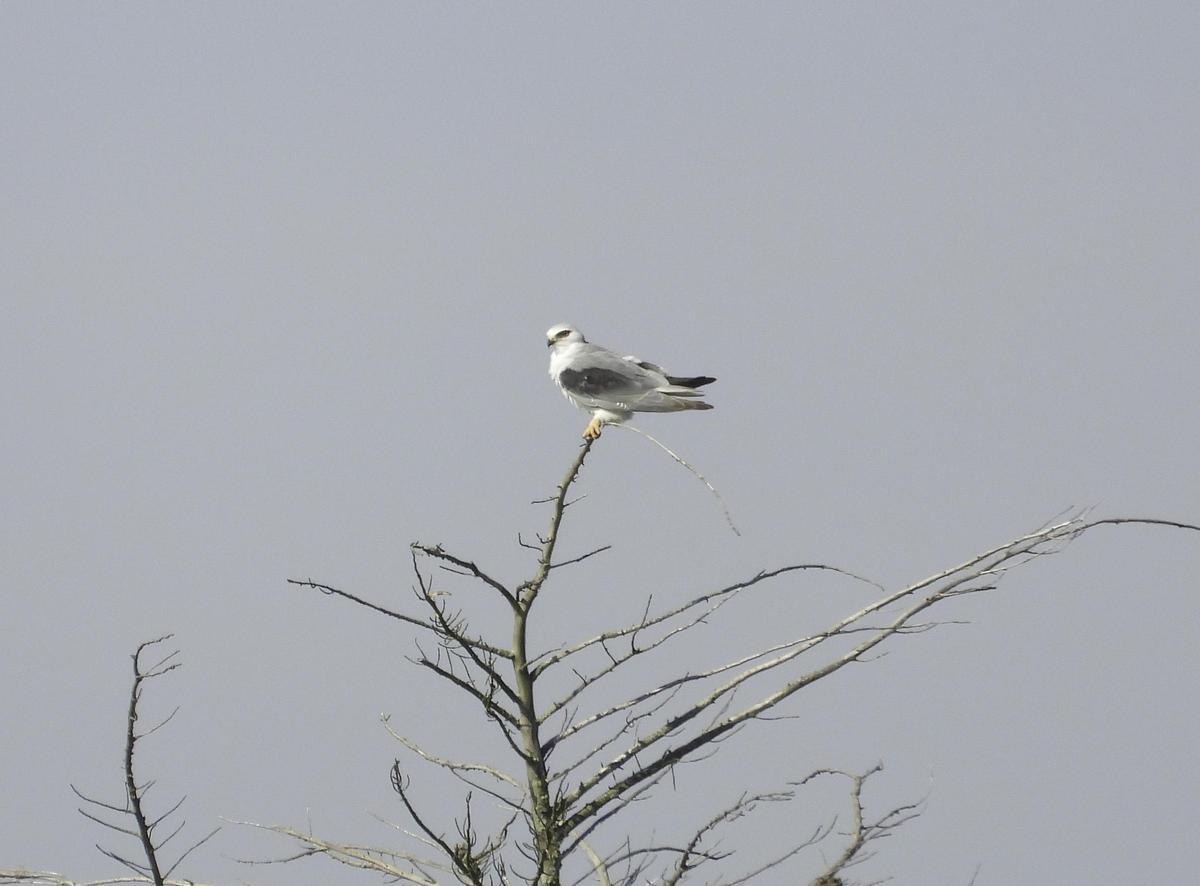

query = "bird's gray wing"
[559,346,662,399]
[624,355,666,374]
[626,355,715,390]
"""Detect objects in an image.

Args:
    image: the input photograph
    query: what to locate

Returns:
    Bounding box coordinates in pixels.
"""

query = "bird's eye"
[555,329,571,339]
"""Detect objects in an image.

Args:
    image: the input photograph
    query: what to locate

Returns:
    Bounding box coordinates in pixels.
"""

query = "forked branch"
[800,765,921,886]
[64,637,217,886]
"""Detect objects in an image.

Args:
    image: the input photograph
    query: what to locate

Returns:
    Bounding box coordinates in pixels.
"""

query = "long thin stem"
[513,439,596,883]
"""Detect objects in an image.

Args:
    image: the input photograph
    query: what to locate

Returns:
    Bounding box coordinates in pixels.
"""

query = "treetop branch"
[520,439,595,607]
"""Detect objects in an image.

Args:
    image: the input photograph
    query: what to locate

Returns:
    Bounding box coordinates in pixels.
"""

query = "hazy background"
[3,3,1198,883]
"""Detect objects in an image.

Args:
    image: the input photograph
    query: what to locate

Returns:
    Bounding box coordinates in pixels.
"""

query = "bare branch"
[539,616,696,731]
[135,708,180,741]
[69,785,129,816]
[161,827,220,879]
[543,580,890,748]
[63,638,220,886]
[519,438,595,606]
[610,424,740,536]
[0,871,216,886]
[410,550,523,710]
[287,577,514,660]
[661,790,793,885]
[74,809,139,838]
[798,765,921,886]
[559,586,931,831]
[124,638,172,882]
[414,656,522,730]
[718,821,836,886]
[548,546,613,572]
[562,768,673,858]
[532,563,876,678]
[383,715,522,788]
[1081,516,1200,533]
[391,765,487,886]
[576,840,613,886]
[230,818,446,885]
[549,686,683,784]
[561,515,1200,836]
[412,542,518,609]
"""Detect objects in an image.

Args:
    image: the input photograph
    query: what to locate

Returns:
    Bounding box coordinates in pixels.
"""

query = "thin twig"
[287,577,514,659]
[612,423,740,536]
[228,818,445,885]
[411,543,518,610]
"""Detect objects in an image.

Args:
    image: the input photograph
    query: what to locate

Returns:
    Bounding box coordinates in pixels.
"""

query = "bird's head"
[546,324,586,348]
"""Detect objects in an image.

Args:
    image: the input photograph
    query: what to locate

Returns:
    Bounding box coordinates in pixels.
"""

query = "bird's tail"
[656,384,707,397]
[655,382,714,409]
[666,374,716,388]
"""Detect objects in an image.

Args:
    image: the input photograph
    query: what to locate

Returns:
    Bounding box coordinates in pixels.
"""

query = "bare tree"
[249,439,1198,885]
[2,636,218,886]
[7,442,1197,885]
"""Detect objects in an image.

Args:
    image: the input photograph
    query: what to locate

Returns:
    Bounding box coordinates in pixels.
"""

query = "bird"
[546,323,716,439]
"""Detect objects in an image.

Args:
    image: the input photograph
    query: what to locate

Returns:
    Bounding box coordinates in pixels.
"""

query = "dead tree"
[7,443,1194,885]
[254,439,1200,885]
[2,636,218,886]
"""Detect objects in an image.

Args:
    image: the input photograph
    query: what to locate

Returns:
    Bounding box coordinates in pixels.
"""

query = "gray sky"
[3,3,1198,883]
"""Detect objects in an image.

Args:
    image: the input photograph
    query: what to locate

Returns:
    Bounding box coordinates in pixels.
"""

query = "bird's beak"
[546,339,555,348]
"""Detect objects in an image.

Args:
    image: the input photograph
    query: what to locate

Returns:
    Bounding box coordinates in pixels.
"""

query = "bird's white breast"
[549,342,588,409]
[549,342,588,381]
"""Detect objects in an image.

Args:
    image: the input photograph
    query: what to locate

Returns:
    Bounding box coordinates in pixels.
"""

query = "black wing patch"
[559,367,633,396]
[666,374,716,388]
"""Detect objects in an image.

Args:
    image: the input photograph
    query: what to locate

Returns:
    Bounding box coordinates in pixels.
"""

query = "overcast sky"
[3,3,1199,884]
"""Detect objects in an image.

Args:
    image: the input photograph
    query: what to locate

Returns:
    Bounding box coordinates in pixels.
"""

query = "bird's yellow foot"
[583,417,603,439]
